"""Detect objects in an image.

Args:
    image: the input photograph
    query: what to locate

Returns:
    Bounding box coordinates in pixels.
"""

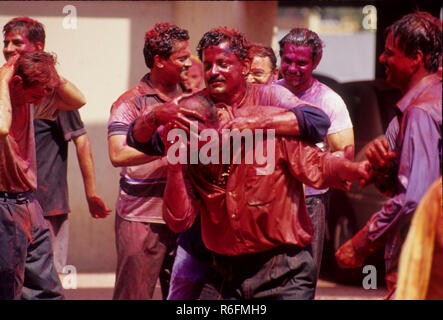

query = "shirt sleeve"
[281,137,348,190]
[323,91,353,134]
[126,121,165,156]
[58,110,86,141]
[367,107,442,243]
[107,99,140,137]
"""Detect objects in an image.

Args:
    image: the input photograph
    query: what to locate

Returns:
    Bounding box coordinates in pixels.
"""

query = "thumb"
[344,144,355,161]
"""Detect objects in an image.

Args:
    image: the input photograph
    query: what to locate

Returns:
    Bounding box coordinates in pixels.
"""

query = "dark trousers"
[199,245,316,300]
[306,192,329,279]
[113,214,177,300]
[0,194,64,300]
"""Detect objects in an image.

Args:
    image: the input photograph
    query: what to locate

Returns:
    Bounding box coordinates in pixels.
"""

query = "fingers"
[365,138,395,168]
[5,54,19,66]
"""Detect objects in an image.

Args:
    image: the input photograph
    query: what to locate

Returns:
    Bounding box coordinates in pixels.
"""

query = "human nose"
[208,64,220,77]
[3,41,15,54]
[287,62,298,73]
[184,57,192,68]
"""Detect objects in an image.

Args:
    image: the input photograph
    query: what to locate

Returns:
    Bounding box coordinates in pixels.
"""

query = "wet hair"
[386,11,442,73]
[15,51,60,89]
[143,22,189,69]
[247,43,277,70]
[197,26,249,62]
[179,94,218,126]
[3,16,45,45]
[278,28,323,65]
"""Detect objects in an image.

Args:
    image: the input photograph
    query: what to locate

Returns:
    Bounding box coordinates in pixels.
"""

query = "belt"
[0,190,34,203]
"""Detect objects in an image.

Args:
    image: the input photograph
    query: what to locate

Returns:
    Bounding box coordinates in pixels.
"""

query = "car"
[313,74,403,285]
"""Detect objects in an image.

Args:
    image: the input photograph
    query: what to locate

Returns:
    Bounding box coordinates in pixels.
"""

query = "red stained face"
[182,61,203,92]
[280,43,316,93]
[379,32,415,91]
[202,41,247,102]
[3,31,39,61]
[246,55,275,84]
[160,40,192,84]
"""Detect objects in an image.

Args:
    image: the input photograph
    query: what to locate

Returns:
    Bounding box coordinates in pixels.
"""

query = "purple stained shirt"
[366,74,442,263]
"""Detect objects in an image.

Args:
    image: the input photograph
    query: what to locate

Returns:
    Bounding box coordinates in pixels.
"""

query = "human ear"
[242,58,251,77]
[154,55,164,68]
[34,41,44,51]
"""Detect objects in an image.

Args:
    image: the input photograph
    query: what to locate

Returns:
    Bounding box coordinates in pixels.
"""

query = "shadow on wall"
[67,124,120,273]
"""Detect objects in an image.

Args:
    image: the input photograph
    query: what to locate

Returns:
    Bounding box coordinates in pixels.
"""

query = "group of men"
[0,10,441,300]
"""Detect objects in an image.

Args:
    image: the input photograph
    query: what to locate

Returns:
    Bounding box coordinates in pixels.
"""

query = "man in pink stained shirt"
[275,28,354,278]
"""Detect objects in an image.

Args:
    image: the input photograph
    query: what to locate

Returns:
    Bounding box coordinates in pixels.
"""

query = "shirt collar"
[396,73,441,114]
[138,73,182,102]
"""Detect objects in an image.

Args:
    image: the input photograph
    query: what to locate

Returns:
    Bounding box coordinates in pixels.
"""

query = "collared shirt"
[275,78,353,196]
[108,73,181,223]
[366,74,442,262]
[35,110,86,216]
[163,104,350,256]
[0,91,59,193]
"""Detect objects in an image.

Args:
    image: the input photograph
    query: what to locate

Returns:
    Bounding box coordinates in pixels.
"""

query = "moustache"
[208,76,225,84]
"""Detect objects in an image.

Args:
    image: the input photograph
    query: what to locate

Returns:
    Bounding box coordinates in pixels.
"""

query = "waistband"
[0,190,34,203]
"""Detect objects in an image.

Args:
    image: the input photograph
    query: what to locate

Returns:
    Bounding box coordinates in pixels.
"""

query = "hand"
[87,195,112,219]
[335,239,365,269]
[163,122,186,171]
[0,54,19,84]
[365,137,396,168]
[339,160,372,183]
[153,94,193,125]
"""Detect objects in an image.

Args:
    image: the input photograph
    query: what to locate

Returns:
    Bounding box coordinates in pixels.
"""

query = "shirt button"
[231,214,236,219]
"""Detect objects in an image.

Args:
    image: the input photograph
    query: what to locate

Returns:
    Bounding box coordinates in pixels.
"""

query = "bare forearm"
[74,134,97,197]
[108,134,160,167]
[263,111,300,135]
[0,80,12,136]
[163,166,197,232]
[56,77,86,110]
[132,111,158,143]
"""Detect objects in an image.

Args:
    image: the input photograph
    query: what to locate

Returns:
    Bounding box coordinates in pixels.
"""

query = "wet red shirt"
[164,86,349,255]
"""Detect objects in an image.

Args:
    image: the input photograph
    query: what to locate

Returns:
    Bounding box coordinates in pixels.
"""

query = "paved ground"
[62,273,388,300]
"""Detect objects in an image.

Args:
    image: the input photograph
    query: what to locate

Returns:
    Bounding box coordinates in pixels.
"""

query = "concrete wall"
[0,1,278,272]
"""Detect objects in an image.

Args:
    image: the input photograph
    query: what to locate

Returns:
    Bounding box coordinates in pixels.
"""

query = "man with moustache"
[126,27,362,299]
[336,11,442,299]
[276,28,354,276]
[107,22,192,300]
[246,43,279,84]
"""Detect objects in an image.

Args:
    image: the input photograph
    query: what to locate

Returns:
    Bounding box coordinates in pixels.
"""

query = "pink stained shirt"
[108,74,182,224]
[0,91,59,192]
[275,77,353,196]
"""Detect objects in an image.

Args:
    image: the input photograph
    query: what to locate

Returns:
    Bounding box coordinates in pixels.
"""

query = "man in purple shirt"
[336,11,442,299]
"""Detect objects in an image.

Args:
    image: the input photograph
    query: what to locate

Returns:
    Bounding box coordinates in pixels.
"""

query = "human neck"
[211,83,247,107]
[285,77,313,94]
[150,69,180,98]
[402,68,430,94]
